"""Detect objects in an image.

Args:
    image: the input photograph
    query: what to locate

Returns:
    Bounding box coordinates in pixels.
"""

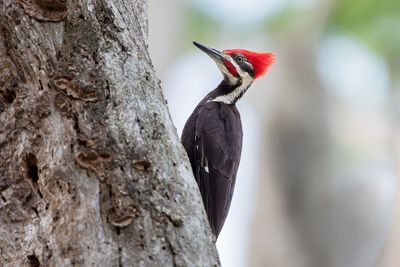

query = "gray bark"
[0,0,219,266]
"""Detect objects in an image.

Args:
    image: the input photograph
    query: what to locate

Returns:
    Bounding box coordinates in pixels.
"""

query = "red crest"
[223,49,275,79]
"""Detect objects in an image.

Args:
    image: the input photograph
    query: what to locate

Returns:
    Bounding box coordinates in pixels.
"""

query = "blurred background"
[148,0,400,266]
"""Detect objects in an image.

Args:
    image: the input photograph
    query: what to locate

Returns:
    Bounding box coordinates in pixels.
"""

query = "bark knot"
[132,160,152,172]
[53,76,98,102]
[26,153,39,184]
[17,0,67,22]
[75,150,111,180]
[27,254,40,267]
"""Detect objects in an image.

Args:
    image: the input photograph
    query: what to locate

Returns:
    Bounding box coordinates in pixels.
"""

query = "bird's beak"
[193,41,229,63]
[193,41,239,85]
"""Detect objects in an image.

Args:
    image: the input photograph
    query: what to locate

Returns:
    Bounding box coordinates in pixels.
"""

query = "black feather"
[182,82,243,238]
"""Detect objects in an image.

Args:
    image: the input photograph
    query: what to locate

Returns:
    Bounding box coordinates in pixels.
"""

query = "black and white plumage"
[181,42,275,238]
[182,83,243,237]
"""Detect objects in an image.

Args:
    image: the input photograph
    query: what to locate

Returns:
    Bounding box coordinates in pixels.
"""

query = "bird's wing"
[193,102,242,237]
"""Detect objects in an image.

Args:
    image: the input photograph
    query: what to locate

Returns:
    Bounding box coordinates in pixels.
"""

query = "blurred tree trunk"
[375,78,400,267]
[250,40,331,267]
[250,2,398,266]
[0,0,219,266]
[249,2,333,267]
[377,186,400,267]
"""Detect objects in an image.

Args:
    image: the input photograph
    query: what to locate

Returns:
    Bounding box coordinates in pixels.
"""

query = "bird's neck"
[207,76,253,105]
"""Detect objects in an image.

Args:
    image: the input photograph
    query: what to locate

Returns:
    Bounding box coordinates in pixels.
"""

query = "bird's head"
[193,41,275,86]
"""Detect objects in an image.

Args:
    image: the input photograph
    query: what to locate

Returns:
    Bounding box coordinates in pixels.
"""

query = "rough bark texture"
[0,0,219,266]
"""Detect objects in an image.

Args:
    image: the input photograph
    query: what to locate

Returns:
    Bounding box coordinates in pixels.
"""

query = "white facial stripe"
[210,55,254,104]
[215,60,238,85]
[224,56,250,81]
[212,72,253,104]
[229,58,242,76]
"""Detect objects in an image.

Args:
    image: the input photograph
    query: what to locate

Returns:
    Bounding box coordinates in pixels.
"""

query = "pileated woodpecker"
[181,41,275,238]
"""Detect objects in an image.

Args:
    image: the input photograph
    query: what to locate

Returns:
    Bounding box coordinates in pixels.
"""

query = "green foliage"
[328,0,400,68]
[182,5,221,46]
[329,0,399,30]
[263,7,300,34]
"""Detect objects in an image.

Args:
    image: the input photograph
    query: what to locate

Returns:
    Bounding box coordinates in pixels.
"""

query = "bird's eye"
[235,56,244,62]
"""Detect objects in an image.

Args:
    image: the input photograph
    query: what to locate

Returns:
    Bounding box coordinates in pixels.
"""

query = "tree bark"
[0,0,219,266]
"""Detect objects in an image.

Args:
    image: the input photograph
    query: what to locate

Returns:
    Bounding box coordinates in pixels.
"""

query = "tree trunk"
[0,0,219,266]
[249,2,333,266]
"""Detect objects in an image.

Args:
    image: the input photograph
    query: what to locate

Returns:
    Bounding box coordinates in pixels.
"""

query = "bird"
[181,41,275,238]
